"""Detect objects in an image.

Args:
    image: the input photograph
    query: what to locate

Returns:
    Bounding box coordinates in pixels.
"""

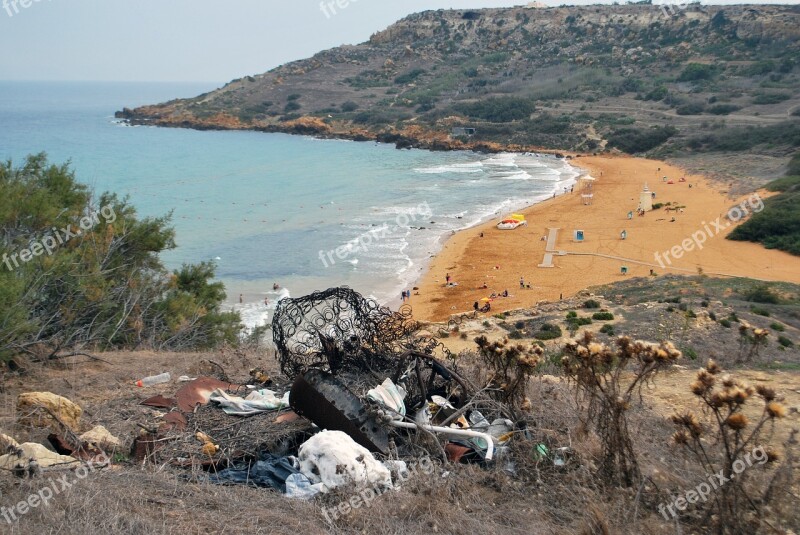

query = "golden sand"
[411,155,800,323]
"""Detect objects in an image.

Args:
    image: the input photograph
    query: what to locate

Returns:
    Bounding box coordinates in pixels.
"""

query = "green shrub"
[752,93,792,105]
[599,324,615,336]
[765,175,800,193]
[676,102,706,115]
[707,104,741,115]
[286,94,301,101]
[729,312,739,322]
[340,101,359,112]
[677,63,717,82]
[592,312,615,321]
[583,299,601,309]
[535,323,563,340]
[683,347,698,360]
[515,320,526,330]
[567,311,578,319]
[720,319,732,328]
[394,68,427,85]
[770,322,785,332]
[284,101,301,112]
[607,126,677,154]
[751,306,771,317]
[494,313,507,320]
[709,311,717,321]
[745,285,781,304]
[778,336,794,348]
[509,330,524,339]
[454,97,536,122]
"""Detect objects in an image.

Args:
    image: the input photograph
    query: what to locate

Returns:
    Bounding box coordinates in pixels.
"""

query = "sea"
[0,81,580,329]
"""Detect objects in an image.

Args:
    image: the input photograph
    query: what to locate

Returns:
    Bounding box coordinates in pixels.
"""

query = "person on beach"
[519,276,525,289]
[239,294,243,304]
[273,283,280,290]
[264,297,269,306]
[502,289,509,297]
[480,232,484,238]
[473,301,479,312]
[446,273,451,284]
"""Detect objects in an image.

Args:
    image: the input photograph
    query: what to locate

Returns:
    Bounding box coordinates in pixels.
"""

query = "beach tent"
[581,194,594,206]
[574,230,585,242]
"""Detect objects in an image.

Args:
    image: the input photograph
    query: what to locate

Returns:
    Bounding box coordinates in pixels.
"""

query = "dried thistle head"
[671,412,702,437]
[728,387,752,405]
[588,342,605,356]
[726,413,749,431]
[672,430,690,445]
[697,369,716,387]
[766,401,787,419]
[756,385,776,402]
[706,360,721,375]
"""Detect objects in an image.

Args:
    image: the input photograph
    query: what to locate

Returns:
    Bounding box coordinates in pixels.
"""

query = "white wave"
[414,163,482,174]
[496,170,533,180]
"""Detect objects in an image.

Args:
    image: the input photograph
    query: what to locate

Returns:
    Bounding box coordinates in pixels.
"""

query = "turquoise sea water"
[0,81,579,328]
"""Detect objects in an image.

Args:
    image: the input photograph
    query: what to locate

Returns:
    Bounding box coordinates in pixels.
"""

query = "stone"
[17,392,82,431]
[80,426,122,451]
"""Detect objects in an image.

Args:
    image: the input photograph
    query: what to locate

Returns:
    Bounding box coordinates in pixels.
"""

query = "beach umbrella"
[481,297,492,302]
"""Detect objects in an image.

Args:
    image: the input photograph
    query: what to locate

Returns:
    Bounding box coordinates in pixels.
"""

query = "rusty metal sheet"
[289,370,388,454]
[175,377,238,413]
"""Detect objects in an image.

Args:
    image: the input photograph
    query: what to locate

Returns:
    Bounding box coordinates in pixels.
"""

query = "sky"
[0,0,796,83]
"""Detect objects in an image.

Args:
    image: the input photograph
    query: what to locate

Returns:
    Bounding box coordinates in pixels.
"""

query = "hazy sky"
[0,0,795,82]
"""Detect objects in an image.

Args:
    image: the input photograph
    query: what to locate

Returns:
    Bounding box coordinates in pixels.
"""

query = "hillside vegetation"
[119,3,800,176]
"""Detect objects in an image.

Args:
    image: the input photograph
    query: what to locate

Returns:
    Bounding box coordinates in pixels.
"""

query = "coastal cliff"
[118,4,800,168]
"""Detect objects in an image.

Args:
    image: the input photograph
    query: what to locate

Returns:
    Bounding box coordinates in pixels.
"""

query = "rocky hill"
[118,3,800,180]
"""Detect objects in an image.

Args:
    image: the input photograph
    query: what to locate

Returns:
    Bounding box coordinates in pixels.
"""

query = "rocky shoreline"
[114,108,568,157]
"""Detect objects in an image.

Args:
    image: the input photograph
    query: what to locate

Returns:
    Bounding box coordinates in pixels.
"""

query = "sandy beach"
[411,155,800,323]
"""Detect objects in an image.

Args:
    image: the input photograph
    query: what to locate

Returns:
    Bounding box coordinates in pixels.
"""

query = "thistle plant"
[561,332,681,486]
[737,321,769,361]
[671,360,787,534]
[474,335,542,407]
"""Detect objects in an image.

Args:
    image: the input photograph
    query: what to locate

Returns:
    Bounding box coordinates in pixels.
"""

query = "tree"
[0,154,242,361]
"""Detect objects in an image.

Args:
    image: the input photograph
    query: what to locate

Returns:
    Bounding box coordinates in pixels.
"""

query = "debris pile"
[4,288,565,502]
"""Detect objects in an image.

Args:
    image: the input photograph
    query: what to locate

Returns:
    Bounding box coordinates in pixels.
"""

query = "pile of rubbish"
[5,288,564,501]
[122,288,568,498]
[131,288,540,497]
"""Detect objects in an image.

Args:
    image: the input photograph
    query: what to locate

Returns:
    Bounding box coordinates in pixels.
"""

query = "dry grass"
[0,345,797,534]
